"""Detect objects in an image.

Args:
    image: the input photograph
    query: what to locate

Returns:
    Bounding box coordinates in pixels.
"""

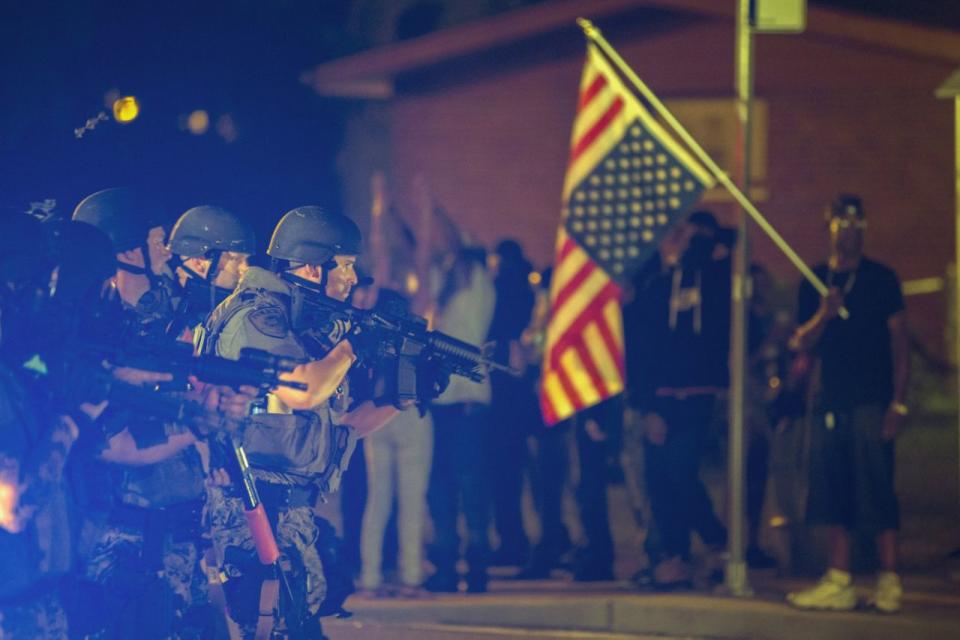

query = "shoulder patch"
[247,305,290,338]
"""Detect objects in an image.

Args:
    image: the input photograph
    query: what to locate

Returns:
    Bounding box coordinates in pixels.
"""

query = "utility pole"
[725,0,754,598]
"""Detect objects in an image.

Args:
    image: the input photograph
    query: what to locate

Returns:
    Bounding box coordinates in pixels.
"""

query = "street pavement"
[321,412,960,639]
[325,572,960,640]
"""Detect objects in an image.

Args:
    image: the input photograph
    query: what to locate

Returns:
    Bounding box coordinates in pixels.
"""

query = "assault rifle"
[108,341,307,395]
[51,322,307,429]
[282,275,518,405]
[111,344,306,424]
[58,295,305,395]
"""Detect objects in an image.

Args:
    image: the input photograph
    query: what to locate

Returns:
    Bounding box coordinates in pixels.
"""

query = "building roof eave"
[302,0,693,98]
[303,0,960,99]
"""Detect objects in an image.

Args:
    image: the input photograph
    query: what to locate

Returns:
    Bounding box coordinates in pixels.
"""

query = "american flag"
[540,43,716,426]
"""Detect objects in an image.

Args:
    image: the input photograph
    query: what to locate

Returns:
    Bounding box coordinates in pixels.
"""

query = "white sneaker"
[786,569,857,610]
[870,572,902,613]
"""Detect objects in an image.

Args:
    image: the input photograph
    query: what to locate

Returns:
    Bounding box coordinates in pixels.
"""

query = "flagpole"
[577,18,848,320]
[719,0,754,598]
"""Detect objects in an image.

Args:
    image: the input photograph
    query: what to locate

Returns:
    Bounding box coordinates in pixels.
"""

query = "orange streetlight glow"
[0,480,19,532]
[112,96,140,123]
[187,110,210,135]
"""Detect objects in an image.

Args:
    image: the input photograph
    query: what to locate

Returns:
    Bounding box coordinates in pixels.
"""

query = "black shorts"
[805,404,899,531]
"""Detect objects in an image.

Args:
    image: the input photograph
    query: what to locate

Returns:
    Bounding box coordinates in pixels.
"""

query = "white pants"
[360,408,434,588]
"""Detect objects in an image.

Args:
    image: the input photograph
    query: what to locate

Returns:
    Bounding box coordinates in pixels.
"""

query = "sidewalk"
[326,573,960,640]
[321,413,960,638]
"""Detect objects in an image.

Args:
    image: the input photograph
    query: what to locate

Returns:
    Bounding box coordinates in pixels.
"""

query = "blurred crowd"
[343,185,912,614]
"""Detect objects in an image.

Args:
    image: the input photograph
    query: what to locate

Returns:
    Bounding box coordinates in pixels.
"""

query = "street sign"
[752,0,806,33]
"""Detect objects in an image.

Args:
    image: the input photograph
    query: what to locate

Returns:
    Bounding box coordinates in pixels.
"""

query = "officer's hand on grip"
[342,319,381,366]
[217,384,257,421]
[417,359,451,402]
[189,380,255,436]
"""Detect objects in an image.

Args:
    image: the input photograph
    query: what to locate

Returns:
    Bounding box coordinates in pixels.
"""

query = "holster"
[254,480,317,511]
[109,499,205,569]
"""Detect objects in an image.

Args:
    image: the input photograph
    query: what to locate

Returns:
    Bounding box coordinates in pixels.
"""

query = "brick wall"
[341,15,956,348]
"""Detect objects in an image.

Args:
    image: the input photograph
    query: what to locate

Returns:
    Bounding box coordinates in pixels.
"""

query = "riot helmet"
[73,187,175,319]
[72,188,165,254]
[168,205,256,258]
[167,206,256,335]
[267,206,362,267]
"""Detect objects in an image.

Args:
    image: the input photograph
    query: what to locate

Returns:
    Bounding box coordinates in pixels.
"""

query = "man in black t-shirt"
[787,195,910,613]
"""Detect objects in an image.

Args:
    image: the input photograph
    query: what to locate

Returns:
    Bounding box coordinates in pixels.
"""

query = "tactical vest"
[199,282,358,493]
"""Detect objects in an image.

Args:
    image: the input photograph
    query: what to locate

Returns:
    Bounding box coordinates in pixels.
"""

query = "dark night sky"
[2,0,959,244]
[0,0,360,242]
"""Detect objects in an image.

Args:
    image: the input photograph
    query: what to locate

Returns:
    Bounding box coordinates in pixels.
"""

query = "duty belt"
[255,479,317,510]
[109,499,205,544]
[109,499,205,570]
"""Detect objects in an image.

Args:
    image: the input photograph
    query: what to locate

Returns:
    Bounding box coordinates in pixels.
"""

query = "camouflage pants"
[0,588,68,640]
[205,486,325,639]
[81,525,208,639]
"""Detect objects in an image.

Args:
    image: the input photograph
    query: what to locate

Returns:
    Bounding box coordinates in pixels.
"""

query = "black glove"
[344,321,383,366]
[417,358,451,402]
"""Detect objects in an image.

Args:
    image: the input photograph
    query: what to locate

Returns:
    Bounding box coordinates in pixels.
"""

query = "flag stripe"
[554,364,585,412]
[551,260,596,313]
[546,269,611,348]
[583,322,621,395]
[563,102,630,200]
[560,347,601,406]
[574,341,609,399]
[572,87,617,149]
[557,235,577,263]
[548,281,621,368]
[595,312,626,380]
[552,245,588,294]
[539,389,558,426]
[569,96,623,165]
[577,72,607,111]
[542,370,574,420]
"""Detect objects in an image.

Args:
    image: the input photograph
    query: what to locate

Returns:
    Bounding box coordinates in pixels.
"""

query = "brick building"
[304,0,960,349]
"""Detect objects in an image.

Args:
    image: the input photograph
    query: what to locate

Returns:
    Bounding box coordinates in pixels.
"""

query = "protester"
[512,267,577,580]
[787,194,909,613]
[623,211,731,590]
[570,398,619,581]
[426,247,496,593]
[358,291,434,597]
[486,239,536,567]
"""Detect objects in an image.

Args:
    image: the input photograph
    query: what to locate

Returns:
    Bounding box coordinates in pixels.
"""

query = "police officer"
[69,189,236,639]
[167,205,256,341]
[72,187,177,335]
[200,206,401,638]
[0,215,117,639]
